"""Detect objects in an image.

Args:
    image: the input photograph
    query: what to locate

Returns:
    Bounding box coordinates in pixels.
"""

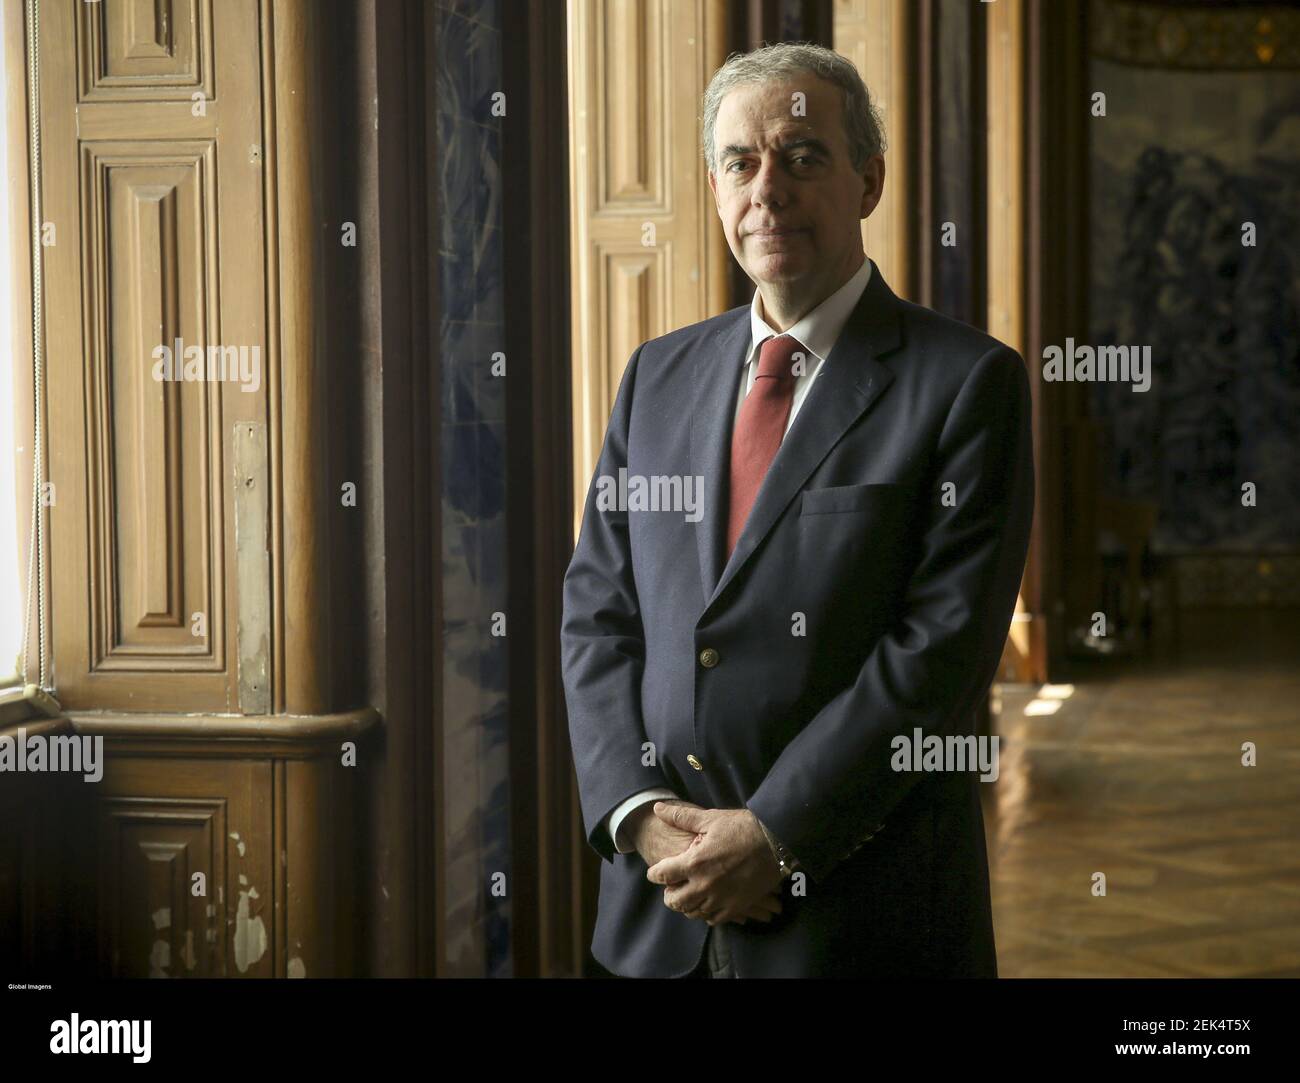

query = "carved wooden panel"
[77,0,214,102]
[98,797,229,977]
[569,0,727,539]
[95,756,271,978]
[601,247,664,388]
[599,0,664,209]
[81,143,224,673]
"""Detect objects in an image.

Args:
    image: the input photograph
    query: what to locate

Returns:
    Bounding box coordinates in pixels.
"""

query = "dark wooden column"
[915,0,987,327]
[1026,0,1090,679]
[502,0,583,978]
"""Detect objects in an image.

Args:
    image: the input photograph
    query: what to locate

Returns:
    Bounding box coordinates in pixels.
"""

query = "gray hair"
[701,42,886,175]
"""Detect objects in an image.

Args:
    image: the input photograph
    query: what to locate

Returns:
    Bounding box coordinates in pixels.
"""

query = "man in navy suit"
[561,42,1034,978]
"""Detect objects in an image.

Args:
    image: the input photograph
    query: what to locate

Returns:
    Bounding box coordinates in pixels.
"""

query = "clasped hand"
[633,801,785,927]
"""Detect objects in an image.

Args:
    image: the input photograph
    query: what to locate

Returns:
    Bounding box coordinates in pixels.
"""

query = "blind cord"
[20,0,47,692]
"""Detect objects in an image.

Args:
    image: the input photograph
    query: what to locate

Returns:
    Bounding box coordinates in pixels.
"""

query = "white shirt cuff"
[605,787,679,853]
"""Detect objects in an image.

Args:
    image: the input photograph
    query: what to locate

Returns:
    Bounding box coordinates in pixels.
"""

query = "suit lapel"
[690,259,905,612]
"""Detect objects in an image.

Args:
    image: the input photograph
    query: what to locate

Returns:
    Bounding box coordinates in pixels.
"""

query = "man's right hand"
[627,800,782,926]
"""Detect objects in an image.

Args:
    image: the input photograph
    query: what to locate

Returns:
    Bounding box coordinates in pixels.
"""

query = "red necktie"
[727,334,801,558]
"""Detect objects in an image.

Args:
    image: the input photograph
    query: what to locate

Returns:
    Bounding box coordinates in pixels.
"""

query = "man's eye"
[727,161,749,173]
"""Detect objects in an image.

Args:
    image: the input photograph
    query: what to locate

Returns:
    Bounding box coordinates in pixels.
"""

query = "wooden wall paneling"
[77,0,212,101]
[67,707,377,977]
[568,0,729,542]
[86,141,222,666]
[18,0,381,979]
[93,754,270,978]
[42,0,267,712]
[834,0,915,300]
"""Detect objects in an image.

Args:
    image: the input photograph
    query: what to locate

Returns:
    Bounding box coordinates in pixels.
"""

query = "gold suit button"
[686,754,703,771]
[698,647,719,667]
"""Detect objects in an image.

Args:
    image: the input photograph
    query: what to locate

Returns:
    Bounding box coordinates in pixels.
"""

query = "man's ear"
[707,169,720,214]
[859,155,885,220]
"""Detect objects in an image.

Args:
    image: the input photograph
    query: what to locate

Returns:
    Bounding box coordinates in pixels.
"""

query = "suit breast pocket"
[799,482,904,516]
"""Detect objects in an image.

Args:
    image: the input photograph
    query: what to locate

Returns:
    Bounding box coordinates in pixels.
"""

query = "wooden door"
[41,0,267,712]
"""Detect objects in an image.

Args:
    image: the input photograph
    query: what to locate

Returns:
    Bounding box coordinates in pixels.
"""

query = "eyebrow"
[718,137,833,161]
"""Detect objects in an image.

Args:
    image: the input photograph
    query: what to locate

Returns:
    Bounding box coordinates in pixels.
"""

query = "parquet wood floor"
[985,609,1300,977]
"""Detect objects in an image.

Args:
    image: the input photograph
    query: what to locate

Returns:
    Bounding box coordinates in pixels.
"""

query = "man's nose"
[750,157,789,209]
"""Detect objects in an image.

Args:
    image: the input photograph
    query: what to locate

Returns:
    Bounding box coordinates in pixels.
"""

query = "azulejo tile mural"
[436,0,510,978]
[1089,1,1300,553]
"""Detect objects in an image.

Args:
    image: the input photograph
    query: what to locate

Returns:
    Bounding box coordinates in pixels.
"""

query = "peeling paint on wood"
[149,939,170,978]
[233,886,268,973]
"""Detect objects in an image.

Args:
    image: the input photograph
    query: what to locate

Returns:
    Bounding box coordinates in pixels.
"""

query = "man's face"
[708,77,883,297]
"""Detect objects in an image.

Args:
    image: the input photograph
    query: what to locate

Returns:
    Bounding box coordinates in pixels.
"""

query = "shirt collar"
[745,255,873,367]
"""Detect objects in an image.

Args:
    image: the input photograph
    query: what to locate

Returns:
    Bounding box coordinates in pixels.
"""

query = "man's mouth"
[749,227,807,242]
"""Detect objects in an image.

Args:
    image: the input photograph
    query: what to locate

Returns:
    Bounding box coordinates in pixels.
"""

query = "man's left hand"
[645,804,784,926]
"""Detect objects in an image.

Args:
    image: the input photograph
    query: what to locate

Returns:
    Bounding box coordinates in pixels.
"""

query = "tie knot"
[756,335,805,381]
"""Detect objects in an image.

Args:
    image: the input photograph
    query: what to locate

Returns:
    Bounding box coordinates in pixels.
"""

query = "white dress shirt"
[604,255,874,854]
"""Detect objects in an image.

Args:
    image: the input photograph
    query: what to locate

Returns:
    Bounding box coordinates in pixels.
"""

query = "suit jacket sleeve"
[745,344,1035,884]
[561,344,673,863]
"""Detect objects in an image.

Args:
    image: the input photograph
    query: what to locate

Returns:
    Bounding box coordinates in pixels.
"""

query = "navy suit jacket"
[561,260,1034,977]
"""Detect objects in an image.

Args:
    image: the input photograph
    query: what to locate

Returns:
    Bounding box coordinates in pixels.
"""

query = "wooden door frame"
[502,0,585,978]
[318,0,583,980]
[1025,0,1089,681]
